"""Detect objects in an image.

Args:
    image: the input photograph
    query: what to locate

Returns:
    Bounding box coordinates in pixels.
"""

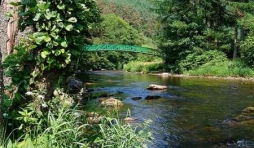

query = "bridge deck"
[84,44,161,56]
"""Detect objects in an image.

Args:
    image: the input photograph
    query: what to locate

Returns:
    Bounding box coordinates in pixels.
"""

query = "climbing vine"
[4,0,101,95]
[17,0,100,70]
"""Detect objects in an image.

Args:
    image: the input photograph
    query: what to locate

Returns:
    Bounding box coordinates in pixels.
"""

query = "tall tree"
[228,1,254,66]
[156,0,236,72]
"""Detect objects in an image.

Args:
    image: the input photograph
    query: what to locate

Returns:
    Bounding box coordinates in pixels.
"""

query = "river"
[77,71,254,148]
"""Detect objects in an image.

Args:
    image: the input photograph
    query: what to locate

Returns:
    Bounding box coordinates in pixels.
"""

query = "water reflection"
[77,71,254,148]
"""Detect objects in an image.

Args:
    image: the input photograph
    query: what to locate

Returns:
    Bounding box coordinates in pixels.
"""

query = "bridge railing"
[83,44,162,56]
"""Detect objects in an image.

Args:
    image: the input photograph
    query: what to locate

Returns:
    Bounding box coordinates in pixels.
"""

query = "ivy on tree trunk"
[0,50,3,145]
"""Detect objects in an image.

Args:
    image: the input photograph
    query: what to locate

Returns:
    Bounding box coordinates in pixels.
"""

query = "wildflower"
[25,91,33,96]
[41,103,48,108]
[3,113,8,117]
[37,95,45,100]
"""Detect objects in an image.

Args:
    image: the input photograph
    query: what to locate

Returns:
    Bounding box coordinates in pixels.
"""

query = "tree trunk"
[233,25,238,60]
[1,0,20,55]
[0,51,3,145]
[0,0,20,144]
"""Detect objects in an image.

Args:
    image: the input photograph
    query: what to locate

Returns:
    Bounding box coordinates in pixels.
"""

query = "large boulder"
[147,84,167,90]
[100,97,123,107]
[66,77,84,93]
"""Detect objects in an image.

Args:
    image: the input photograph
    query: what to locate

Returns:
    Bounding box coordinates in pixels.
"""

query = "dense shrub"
[124,61,164,73]
[185,59,254,77]
[179,50,227,72]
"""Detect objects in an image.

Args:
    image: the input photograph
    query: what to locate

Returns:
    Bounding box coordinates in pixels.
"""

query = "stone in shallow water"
[233,114,253,122]
[131,97,142,101]
[147,84,168,90]
[242,107,254,113]
[145,95,161,100]
[123,117,137,123]
[100,97,123,107]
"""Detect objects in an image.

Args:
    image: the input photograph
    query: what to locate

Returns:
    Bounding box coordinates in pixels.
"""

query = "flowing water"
[78,71,254,148]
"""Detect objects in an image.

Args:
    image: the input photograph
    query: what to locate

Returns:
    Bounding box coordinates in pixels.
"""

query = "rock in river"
[242,107,254,113]
[145,95,161,100]
[100,97,123,107]
[123,117,137,123]
[66,77,83,93]
[147,84,167,90]
[131,97,142,101]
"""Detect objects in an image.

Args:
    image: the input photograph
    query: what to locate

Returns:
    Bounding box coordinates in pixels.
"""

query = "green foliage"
[16,0,100,71]
[185,59,254,77]
[94,119,152,148]
[238,12,254,67]
[1,101,152,148]
[156,0,237,73]
[179,50,227,72]
[84,14,147,70]
[124,61,164,73]
[3,43,32,93]
[97,0,158,38]
[94,14,143,45]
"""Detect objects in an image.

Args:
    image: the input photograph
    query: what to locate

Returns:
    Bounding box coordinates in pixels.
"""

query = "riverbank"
[151,72,254,82]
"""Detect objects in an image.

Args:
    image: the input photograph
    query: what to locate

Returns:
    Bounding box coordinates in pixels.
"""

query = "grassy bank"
[1,95,151,148]
[124,59,254,78]
[183,60,254,78]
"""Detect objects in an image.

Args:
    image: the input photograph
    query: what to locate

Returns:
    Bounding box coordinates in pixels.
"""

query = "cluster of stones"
[67,78,168,124]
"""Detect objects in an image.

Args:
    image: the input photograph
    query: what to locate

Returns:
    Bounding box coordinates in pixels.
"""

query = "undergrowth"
[184,60,254,77]
[124,61,164,73]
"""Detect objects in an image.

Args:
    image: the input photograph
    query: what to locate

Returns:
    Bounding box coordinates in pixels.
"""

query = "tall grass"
[1,105,152,148]
[184,60,254,77]
[94,119,152,148]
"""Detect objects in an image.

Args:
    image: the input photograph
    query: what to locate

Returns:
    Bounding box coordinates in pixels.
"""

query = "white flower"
[25,91,33,96]
[73,112,81,118]
[41,103,48,108]
[3,113,8,117]
[37,95,45,100]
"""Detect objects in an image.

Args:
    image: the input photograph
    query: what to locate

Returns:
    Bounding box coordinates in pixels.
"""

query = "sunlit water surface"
[77,71,254,148]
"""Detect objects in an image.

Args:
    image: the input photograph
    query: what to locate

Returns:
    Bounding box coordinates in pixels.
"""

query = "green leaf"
[54,50,61,56]
[37,2,50,10]
[60,49,65,53]
[61,41,68,48]
[56,13,63,22]
[28,45,37,50]
[67,17,77,23]
[10,2,20,6]
[44,36,51,42]
[7,140,13,148]
[33,13,41,21]
[41,50,50,58]
[57,4,66,10]
[58,22,64,28]
[65,24,73,31]
[44,11,56,20]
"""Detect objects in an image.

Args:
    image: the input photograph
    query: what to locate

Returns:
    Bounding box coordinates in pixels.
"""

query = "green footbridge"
[84,44,162,56]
